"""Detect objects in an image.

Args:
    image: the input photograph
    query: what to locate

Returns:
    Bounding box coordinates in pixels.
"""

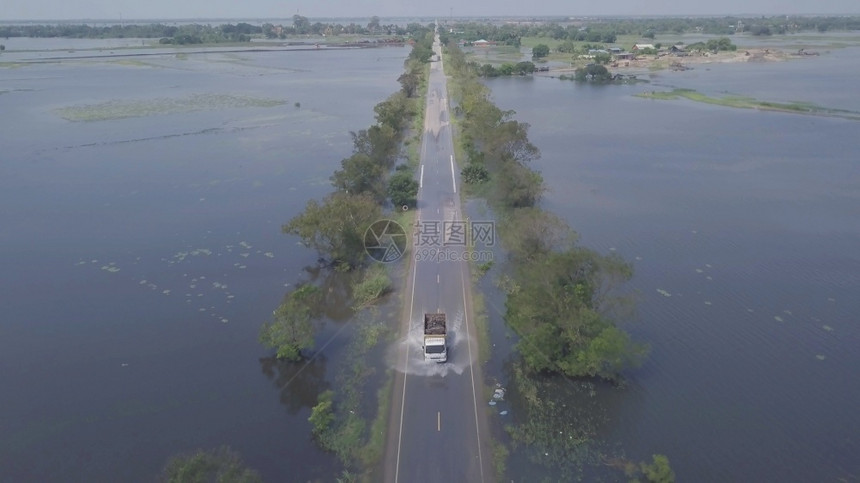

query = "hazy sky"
[5,0,860,20]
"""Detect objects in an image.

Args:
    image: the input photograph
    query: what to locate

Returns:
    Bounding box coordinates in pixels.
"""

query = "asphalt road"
[383,33,493,483]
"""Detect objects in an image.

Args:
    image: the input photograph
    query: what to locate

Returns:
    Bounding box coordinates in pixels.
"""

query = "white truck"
[423,313,447,362]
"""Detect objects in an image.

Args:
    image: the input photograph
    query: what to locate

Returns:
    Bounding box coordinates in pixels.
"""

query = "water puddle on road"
[386,310,476,377]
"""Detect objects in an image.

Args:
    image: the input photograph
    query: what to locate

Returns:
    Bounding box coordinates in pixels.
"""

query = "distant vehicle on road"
[423,313,447,362]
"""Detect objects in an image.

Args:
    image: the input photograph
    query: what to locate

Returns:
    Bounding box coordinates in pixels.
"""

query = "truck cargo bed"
[424,313,446,334]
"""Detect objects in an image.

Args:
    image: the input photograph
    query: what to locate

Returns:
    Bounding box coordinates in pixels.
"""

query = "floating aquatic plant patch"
[637,88,860,120]
[55,93,287,121]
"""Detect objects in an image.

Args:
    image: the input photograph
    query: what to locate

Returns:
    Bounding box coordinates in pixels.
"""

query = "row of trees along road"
[259,27,434,361]
[445,40,648,382]
[444,38,672,483]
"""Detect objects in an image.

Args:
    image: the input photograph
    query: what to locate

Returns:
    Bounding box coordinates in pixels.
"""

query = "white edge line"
[419,164,424,189]
[461,265,485,482]
[450,154,457,194]
[395,150,422,483]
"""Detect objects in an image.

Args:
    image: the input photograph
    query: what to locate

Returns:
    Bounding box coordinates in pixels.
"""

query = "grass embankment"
[444,40,660,480]
[271,28,435,483]
[443,49,494,365]
[316,46,431,482]
[638,88,860,120]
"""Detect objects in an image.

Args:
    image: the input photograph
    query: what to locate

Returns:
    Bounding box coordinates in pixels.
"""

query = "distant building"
[632,43,656,51]
[608,47,623,54]
[670,45,686,53]
[473,39,491,47]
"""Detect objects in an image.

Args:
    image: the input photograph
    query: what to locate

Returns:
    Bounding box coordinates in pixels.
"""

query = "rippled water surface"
[485,45,860,481]
[0,41,409,481]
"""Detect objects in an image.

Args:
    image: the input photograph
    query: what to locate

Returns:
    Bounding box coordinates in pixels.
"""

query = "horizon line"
[3,12,860,23]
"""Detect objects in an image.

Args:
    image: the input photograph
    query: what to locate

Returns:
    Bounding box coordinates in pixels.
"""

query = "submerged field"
[0,40,411,482]
[636,88,860,120]
[480,37,860,481]
[55,93,288,121]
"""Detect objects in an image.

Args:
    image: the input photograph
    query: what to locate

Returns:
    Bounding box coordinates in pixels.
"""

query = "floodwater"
[0,40,410,481]
[483,44,860,481]
[387,310,474,378]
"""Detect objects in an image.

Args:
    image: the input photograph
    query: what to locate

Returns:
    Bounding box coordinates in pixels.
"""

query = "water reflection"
[483,46,860,481]
[299,264,356,322]
[1,40,411,482]
[259,355,329,415]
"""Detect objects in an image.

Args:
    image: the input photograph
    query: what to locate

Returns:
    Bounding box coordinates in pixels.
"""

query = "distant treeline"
[264,15,429,38]
[445,15,860,46]
[0,23,260,44]
[0,16,430,43]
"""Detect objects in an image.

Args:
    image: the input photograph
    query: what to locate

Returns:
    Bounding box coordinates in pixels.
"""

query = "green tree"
[387,170,419,208]
[367,16,380,32]
[309,390,335,437]
[410,43,433,63]
[750,25,772,35]
[461,163,489,184]
[351,264,392,309]
[161,446,261,483]
[594,52,612,64]
[496,161,543,208]
[259,285,320,361]
[283,192,381,268]
[691,37,736,52]
[497,63,515,76]
[351,125,399,167]
[483,119,539,166]
[532,43,550,58]
[505,248,646,380]
[557,40,577,53]
[374,91,414,133]
[293,14,310,34]
[331,153,386,200]
[514,61,536,74]
[575,63,612,82]
[641,454,675,483]
[499,207,576,262]
[478,63,498,77]
[398,69,420,97]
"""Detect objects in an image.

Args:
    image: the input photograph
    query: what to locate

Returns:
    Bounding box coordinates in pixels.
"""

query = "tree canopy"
[505,247,646,380]
[387,171,419,208]
[160,446,261,483]
[575,64,613,83]
[331,153,386,200]
[687,37,737,52]
[284,192,381,269]
[446,40,646,380]
[532,43,550,58]
[641,454,676,483]
[259,285,321,361]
